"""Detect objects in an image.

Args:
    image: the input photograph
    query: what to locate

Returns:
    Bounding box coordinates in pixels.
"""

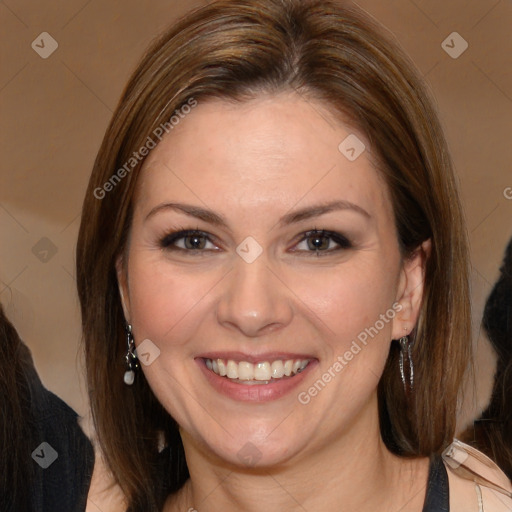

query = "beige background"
[1,0,511,430]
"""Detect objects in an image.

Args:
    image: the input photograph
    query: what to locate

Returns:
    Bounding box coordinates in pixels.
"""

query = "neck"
[165,394,429,512]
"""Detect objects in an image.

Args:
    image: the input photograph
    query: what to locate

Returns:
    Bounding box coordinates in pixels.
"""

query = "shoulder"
[21,347,96,511]
[442,439,512,512]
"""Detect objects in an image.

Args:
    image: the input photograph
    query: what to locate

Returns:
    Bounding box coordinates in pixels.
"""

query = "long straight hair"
[76,1,472,509]
[463,238,512,479]
[0,304,34,512]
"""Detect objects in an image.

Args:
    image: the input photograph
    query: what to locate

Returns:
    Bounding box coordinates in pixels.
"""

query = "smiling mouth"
[204,358,312,385]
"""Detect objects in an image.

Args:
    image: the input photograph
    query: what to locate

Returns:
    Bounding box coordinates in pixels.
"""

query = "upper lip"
[197,351,317,364]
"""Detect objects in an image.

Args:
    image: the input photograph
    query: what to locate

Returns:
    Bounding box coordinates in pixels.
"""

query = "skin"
[116,92,432,511]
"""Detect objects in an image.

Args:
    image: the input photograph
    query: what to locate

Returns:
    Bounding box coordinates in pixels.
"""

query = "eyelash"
[158,229,352,256]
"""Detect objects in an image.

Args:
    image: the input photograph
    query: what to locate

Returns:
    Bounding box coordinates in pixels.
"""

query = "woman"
[0,302,94,512]
[76,1,512,510]
[461,237,512,480]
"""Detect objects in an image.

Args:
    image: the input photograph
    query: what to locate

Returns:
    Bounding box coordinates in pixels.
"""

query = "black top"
[20,344,95,512]
[422,455,450,512]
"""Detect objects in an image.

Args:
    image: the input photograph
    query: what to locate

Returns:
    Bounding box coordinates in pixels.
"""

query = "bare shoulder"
[443,439,512,512]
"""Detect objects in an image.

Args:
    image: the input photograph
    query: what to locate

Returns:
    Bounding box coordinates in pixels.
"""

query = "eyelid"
[290,229,352,254]
[159,229,220,251]
[158,228,352,255]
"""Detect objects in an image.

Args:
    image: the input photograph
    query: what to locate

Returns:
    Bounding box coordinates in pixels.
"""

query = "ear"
[116,254,131,324]
[391,239,431,339]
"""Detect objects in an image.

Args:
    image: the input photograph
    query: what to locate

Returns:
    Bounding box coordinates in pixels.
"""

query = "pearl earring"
[124,324,139,385]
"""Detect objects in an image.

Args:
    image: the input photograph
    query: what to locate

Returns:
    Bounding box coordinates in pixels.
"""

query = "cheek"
[292,264,399,406]
[126,253,218,346]
[125,255,214,422]
[287,259,399,343]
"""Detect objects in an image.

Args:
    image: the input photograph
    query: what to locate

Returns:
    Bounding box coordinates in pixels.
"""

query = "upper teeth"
[205,358,310,381]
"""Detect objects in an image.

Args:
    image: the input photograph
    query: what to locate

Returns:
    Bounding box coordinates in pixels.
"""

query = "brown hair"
[460,237,512,479]
[0,303,34,512]
[76,0,471,509]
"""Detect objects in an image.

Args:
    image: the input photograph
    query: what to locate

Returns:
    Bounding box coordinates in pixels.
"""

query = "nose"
[216,256,294,338]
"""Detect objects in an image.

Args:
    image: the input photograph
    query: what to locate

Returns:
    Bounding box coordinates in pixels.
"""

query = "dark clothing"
[423,456,450,511]
[18,343,94,512]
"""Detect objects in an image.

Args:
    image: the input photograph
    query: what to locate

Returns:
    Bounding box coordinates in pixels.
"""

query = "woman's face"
[117,93,425,468]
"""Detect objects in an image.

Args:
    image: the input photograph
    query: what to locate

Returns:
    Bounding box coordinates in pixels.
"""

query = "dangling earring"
[124,324,139,385]
[399,334,414,393]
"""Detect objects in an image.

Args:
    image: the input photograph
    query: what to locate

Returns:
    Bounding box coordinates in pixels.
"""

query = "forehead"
[135,93,392,222]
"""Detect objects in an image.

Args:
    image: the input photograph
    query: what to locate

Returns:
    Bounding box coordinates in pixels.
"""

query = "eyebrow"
[144,200,371,228]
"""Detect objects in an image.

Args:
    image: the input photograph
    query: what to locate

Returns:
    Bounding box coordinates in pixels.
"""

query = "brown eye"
[306,233,331,251]
[160,230,217,251]
[183,233,207,249]
[294,230,352,255]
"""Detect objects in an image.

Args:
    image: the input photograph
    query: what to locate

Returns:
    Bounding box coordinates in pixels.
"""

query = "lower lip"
[196,358,318,402]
